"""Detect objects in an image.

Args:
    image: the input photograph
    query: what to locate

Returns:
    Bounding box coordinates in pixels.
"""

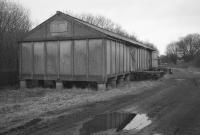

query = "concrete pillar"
[106,82,112,90]
[117,76,125,87]
[56,81,63,89]
[111,80,117,88]
[169,68,173,74]
[130,73,136,81]
[20,80,27,89]
[124,74,130,82]
[97,83,106,91]
[107,78,117,89]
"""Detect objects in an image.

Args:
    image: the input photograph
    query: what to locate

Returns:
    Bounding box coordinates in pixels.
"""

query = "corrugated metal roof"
[59,11,155,51]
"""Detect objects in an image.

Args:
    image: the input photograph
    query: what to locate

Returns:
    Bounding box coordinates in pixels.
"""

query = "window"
[50,20,68,33]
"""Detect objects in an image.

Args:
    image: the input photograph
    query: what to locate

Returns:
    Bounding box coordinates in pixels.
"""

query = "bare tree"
[165,33,200,64]
[0,0,31,85]
[65,11,138,41]
[78,13,137,39]
[143,41,158,51]
[159,55,169,64]
[79,14,115,31]
[166,42,178,64]
[65,11,158,51]
[177,33,200,62]
[77,13,157,49]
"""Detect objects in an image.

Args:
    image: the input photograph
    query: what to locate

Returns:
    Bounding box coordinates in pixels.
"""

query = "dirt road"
[2,68,200,135]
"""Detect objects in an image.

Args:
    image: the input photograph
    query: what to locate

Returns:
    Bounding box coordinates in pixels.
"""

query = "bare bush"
[142,41,158,51]
[0,0,31,69]
[166,42,178,64]
[65,11,138,41]
[0,0,31,86]
[177,33,200,62]
[79,13,139,41]
[66,11,157,50]
[165,33,200,64]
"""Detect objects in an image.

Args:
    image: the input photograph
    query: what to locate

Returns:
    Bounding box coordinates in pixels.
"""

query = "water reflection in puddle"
[123,113,152,130]
[79,112,152,135]
[79,112,135,135]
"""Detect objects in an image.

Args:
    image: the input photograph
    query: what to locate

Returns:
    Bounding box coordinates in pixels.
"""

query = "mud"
[2,68,200,135]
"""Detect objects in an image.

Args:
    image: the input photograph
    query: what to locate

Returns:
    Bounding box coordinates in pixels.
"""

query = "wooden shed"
[19,11,157,90]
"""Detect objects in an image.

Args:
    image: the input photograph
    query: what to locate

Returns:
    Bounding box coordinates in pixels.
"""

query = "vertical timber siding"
[34,42,45,75]
[21,43,33,76]
[46,41,58,75]
[111,41,116,75]
[74,40,87,76]
[20,39,105,82]
[60,41,72,75]
[106,40,111,75]
[88,39,103,76]
[119,43,124,73]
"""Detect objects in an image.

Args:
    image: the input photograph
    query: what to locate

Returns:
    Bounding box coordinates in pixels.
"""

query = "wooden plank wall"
[20,39,105,82]
[106,39,130,76]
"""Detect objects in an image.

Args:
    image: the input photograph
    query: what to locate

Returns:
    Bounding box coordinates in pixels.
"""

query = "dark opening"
[63,81,97,90]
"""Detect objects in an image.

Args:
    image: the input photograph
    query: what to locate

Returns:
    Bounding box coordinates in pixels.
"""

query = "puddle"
[123,113,152,130]
[79,112,152,135]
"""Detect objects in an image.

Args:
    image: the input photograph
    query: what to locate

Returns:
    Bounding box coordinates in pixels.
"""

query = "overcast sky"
[14,0,200,54]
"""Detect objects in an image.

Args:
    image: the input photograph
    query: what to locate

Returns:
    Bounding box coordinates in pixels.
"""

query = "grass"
[0,80,163,133]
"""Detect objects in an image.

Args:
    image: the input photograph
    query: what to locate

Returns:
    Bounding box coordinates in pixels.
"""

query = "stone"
[97,83,106,91]
[56,81,63,89]
[20,80,27,89]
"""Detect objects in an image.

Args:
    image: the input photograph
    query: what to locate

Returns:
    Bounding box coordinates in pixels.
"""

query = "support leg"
[117,76,125,87]
[125,74,130,82]
[111,80,117,88]
[97,83,106,91]
[107,79,117,89]
[56,81,63,89]
[20,80,27,89]
[169,68,173,74]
